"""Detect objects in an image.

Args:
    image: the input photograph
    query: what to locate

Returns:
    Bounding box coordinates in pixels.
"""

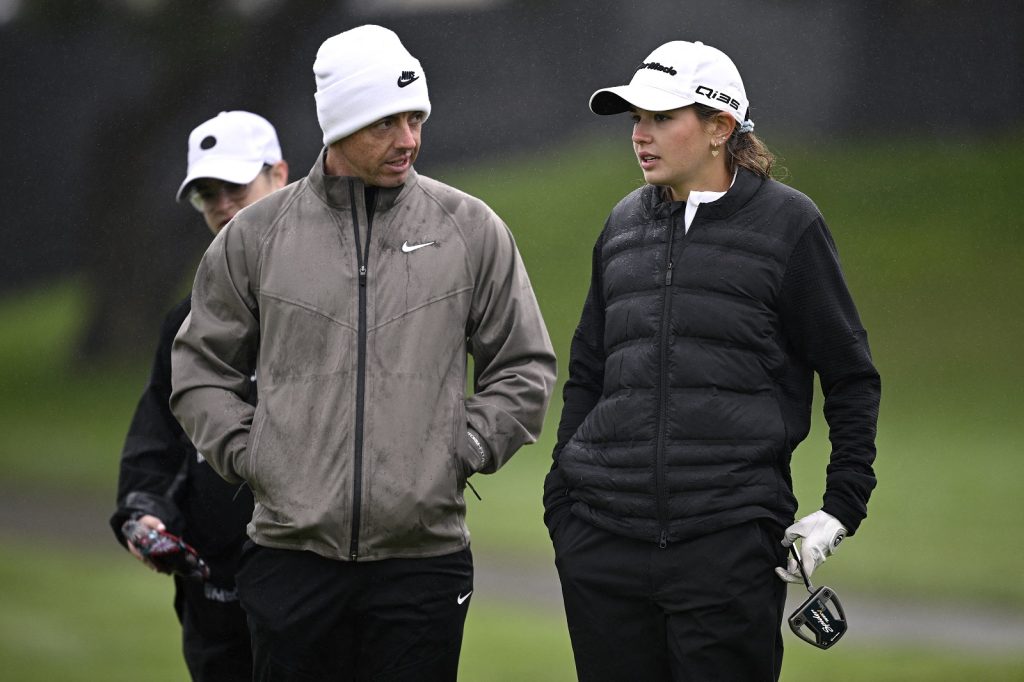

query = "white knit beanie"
[314,25,431,146]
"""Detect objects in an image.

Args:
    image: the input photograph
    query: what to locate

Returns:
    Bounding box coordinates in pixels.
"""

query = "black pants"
[236,543,474,681]
[550,511,787,682]
[173,576,253,682]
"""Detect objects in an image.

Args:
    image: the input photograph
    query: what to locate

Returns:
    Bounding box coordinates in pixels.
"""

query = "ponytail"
[693,104,776,178]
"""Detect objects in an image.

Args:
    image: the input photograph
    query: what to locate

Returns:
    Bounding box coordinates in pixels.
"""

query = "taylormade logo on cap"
[314,25,431,146]
[639,61,677,76]
[176,111,282,202]
[590,40,751,126]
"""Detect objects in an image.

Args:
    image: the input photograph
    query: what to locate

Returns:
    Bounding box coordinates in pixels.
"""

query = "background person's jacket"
[545,168,880,545]
[171,154,556,562]
[110,296,254,587]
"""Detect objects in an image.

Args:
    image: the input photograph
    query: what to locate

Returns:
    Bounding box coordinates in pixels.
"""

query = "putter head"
[788,585,847,649]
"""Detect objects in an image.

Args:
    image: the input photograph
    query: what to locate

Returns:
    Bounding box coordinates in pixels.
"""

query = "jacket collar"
[306,148,417,211]
[647,167,765,221]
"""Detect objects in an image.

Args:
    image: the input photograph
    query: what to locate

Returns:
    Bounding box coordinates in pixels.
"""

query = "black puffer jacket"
[110,296,254,587]
[546,169,880,546]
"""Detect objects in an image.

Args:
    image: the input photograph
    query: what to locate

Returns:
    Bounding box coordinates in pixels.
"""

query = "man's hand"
[775,510,847,583]
[122,517,210,580]
[125,515,165,571]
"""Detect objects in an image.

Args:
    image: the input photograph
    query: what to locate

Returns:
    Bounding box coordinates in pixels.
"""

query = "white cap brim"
[590,84,696,116]
[175,157,266,202]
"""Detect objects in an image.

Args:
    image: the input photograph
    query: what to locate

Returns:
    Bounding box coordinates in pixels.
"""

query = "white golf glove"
[775,509,847,584]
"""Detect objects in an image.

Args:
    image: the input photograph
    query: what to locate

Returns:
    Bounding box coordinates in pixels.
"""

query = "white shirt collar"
[683,171,737,233]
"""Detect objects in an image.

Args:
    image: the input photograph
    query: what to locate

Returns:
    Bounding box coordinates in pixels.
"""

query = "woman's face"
[630,105,721,199]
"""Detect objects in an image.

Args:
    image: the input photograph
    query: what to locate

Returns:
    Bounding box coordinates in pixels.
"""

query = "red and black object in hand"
[121,519,210,581]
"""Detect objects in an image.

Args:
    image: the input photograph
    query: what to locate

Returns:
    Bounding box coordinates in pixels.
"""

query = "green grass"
[0,281,145,493]
[0,537,189,682]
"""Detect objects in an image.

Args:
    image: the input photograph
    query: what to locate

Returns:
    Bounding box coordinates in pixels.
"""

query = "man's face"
[188,163,287,234]
[327,111,424,187]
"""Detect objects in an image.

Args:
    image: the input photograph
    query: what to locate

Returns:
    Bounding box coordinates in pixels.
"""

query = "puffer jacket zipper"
[347,180,375,560]
[655,214,677,549]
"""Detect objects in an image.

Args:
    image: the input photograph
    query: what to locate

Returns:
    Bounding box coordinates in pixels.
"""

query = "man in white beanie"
[111,110,288,681]
[171,25,556,680]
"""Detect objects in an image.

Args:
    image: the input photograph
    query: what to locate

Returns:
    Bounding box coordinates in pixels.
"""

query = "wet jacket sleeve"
[170,221,260,485]
[779,218,881,535]
[553,231,607,461]
[463,212,557,474]
[109,300,191,547]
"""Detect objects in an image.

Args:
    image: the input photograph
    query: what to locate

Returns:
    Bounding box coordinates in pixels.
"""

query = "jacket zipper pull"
[659,530,668,549]
[665,261,674,286]
[359,265,367,286]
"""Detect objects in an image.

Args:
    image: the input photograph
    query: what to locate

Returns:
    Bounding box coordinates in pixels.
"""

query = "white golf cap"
[176,111,282,202]
[590,40,750,125]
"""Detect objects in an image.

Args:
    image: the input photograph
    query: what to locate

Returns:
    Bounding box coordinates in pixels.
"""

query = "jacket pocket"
[242,403,267,493]
[543,465,573,538]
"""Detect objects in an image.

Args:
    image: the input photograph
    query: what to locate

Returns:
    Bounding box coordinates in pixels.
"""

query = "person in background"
[544,40,880,681]
[170,25,556,681]
[111,110,288,682]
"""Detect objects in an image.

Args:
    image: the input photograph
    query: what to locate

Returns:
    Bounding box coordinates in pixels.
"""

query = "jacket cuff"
[466,428,492,474]
[822,499,861,536]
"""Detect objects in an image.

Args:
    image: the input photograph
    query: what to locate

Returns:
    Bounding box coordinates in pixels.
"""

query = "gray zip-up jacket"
[170,154,556,562]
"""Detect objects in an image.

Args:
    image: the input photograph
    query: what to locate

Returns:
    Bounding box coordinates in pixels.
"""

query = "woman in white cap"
[544,40,880,680]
